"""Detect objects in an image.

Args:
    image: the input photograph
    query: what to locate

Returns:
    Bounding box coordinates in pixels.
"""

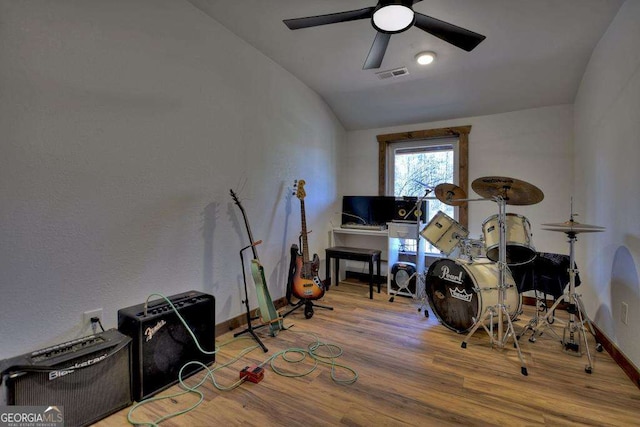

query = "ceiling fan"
[283,0,486,70]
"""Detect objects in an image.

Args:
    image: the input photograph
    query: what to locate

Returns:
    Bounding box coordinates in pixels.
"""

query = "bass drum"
[425,258,521,333]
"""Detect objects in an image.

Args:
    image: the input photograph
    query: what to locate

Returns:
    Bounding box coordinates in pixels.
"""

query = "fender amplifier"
[0,329,132,427]
[117,290,215,401]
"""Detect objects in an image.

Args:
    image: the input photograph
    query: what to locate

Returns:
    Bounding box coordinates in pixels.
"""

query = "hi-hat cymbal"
[542,220,605,234]
[434,183,467,206]
[471,176,544,205]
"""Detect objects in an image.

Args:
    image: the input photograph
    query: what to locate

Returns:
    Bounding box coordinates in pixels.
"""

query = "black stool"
[325,246,382,299]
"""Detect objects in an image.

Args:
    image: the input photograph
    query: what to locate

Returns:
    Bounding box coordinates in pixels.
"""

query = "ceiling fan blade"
[363,32,391,70]
[414,12,486,52]
[284,7,375,30]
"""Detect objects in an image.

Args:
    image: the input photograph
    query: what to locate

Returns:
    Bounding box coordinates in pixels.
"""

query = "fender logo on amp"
[144,320,166,342]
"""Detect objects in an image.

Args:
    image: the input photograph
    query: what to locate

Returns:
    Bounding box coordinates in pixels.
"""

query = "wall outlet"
[83,308,103,327]
[621,302,628,326]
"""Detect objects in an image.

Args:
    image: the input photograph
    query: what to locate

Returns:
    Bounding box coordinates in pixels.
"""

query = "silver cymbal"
[541,220,605,234]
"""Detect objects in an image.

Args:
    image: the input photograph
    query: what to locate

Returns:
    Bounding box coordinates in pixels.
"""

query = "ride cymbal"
[434,183,467,206]
[471,176,544,205]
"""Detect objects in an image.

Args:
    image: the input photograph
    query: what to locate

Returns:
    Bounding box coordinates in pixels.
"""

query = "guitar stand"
[283,243,333,319]
[234,244,268,352]
[282,298,333,320]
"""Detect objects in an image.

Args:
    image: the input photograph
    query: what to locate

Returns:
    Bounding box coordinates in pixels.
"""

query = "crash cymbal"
[434,183,467,206]
[471,176,544,205]
[542,220,605,234]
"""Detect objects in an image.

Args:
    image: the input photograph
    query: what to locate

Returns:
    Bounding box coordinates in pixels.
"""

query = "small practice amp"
[393,198,426,223]
[0,329,132,427]
[117,290,215,401]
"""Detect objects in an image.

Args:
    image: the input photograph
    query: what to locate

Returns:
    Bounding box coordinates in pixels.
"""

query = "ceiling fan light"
[416,51,436,65]
[372,5,414,33]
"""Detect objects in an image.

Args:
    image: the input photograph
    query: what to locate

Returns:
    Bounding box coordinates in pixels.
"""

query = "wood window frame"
[377,125,471,228]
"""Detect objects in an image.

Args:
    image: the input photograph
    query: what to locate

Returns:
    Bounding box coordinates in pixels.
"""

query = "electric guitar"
[291,180,325,300]
[230,189,283,337]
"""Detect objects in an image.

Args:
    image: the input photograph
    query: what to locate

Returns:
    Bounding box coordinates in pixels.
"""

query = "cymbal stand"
[527,230,599,373]
[408,188,434,316]
[391,188,435,314]
[460,195,528,376]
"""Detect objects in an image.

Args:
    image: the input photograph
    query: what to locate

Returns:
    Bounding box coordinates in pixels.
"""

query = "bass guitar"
[291,180,325,300]
[230,189,283,337]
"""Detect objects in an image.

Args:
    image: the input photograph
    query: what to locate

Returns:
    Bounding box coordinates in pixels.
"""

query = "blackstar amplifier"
[0,329,132,427]
[117,290,215,401]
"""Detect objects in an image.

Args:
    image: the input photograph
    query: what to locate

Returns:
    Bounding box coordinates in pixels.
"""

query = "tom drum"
[425,258,521,333]
[482,213,536,266]
[420,211,469,256]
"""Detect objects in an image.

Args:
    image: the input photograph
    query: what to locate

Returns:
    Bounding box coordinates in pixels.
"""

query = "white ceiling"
[186,0,624,130]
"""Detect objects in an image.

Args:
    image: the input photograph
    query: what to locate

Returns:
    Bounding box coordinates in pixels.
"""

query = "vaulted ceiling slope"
[187,0,624,130]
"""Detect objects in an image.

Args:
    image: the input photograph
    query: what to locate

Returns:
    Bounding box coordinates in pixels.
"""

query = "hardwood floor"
[97,282,640,426]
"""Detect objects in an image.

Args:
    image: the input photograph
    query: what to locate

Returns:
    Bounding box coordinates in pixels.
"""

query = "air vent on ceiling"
[375,67,410,80]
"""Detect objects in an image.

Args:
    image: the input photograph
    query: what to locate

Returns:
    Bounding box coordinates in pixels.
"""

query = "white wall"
[344,105,575,256]
[573,0,640,369]
[0,0,344,359]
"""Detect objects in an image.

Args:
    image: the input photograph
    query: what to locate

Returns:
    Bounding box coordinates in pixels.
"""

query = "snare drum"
[420,211,469,255]
[482,213,536,265]
[461,238,486,260]
[425,258,521,333]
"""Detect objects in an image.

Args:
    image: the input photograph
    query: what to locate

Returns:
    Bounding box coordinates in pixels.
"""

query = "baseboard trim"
[522,296,640,389]
[591,323,640,389]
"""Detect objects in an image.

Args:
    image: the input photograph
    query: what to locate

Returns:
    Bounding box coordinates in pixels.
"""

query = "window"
[387,139,457,254]
[377,125,471,228]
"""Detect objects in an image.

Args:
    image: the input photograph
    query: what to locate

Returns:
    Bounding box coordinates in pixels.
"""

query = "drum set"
[418,176,604,375]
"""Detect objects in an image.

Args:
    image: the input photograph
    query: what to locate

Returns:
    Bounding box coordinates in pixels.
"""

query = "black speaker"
[0,329,132,427]
[393,198,426,222]
[117,290,215,401]
[391,262,417,296]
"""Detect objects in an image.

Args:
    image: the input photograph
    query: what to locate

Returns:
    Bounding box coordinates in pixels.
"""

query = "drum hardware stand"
[460,195,529,376]
[390,187,432,318]
[523,230,602,373]
[516,291,563,343]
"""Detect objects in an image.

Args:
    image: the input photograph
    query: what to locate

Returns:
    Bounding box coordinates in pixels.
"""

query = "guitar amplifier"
[393,198,427,222]
[390,262,417,297]
[0,329,132,427]
[117,290,215,401]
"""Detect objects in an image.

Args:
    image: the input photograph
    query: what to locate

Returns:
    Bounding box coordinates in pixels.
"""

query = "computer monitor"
[341,196,395,226]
